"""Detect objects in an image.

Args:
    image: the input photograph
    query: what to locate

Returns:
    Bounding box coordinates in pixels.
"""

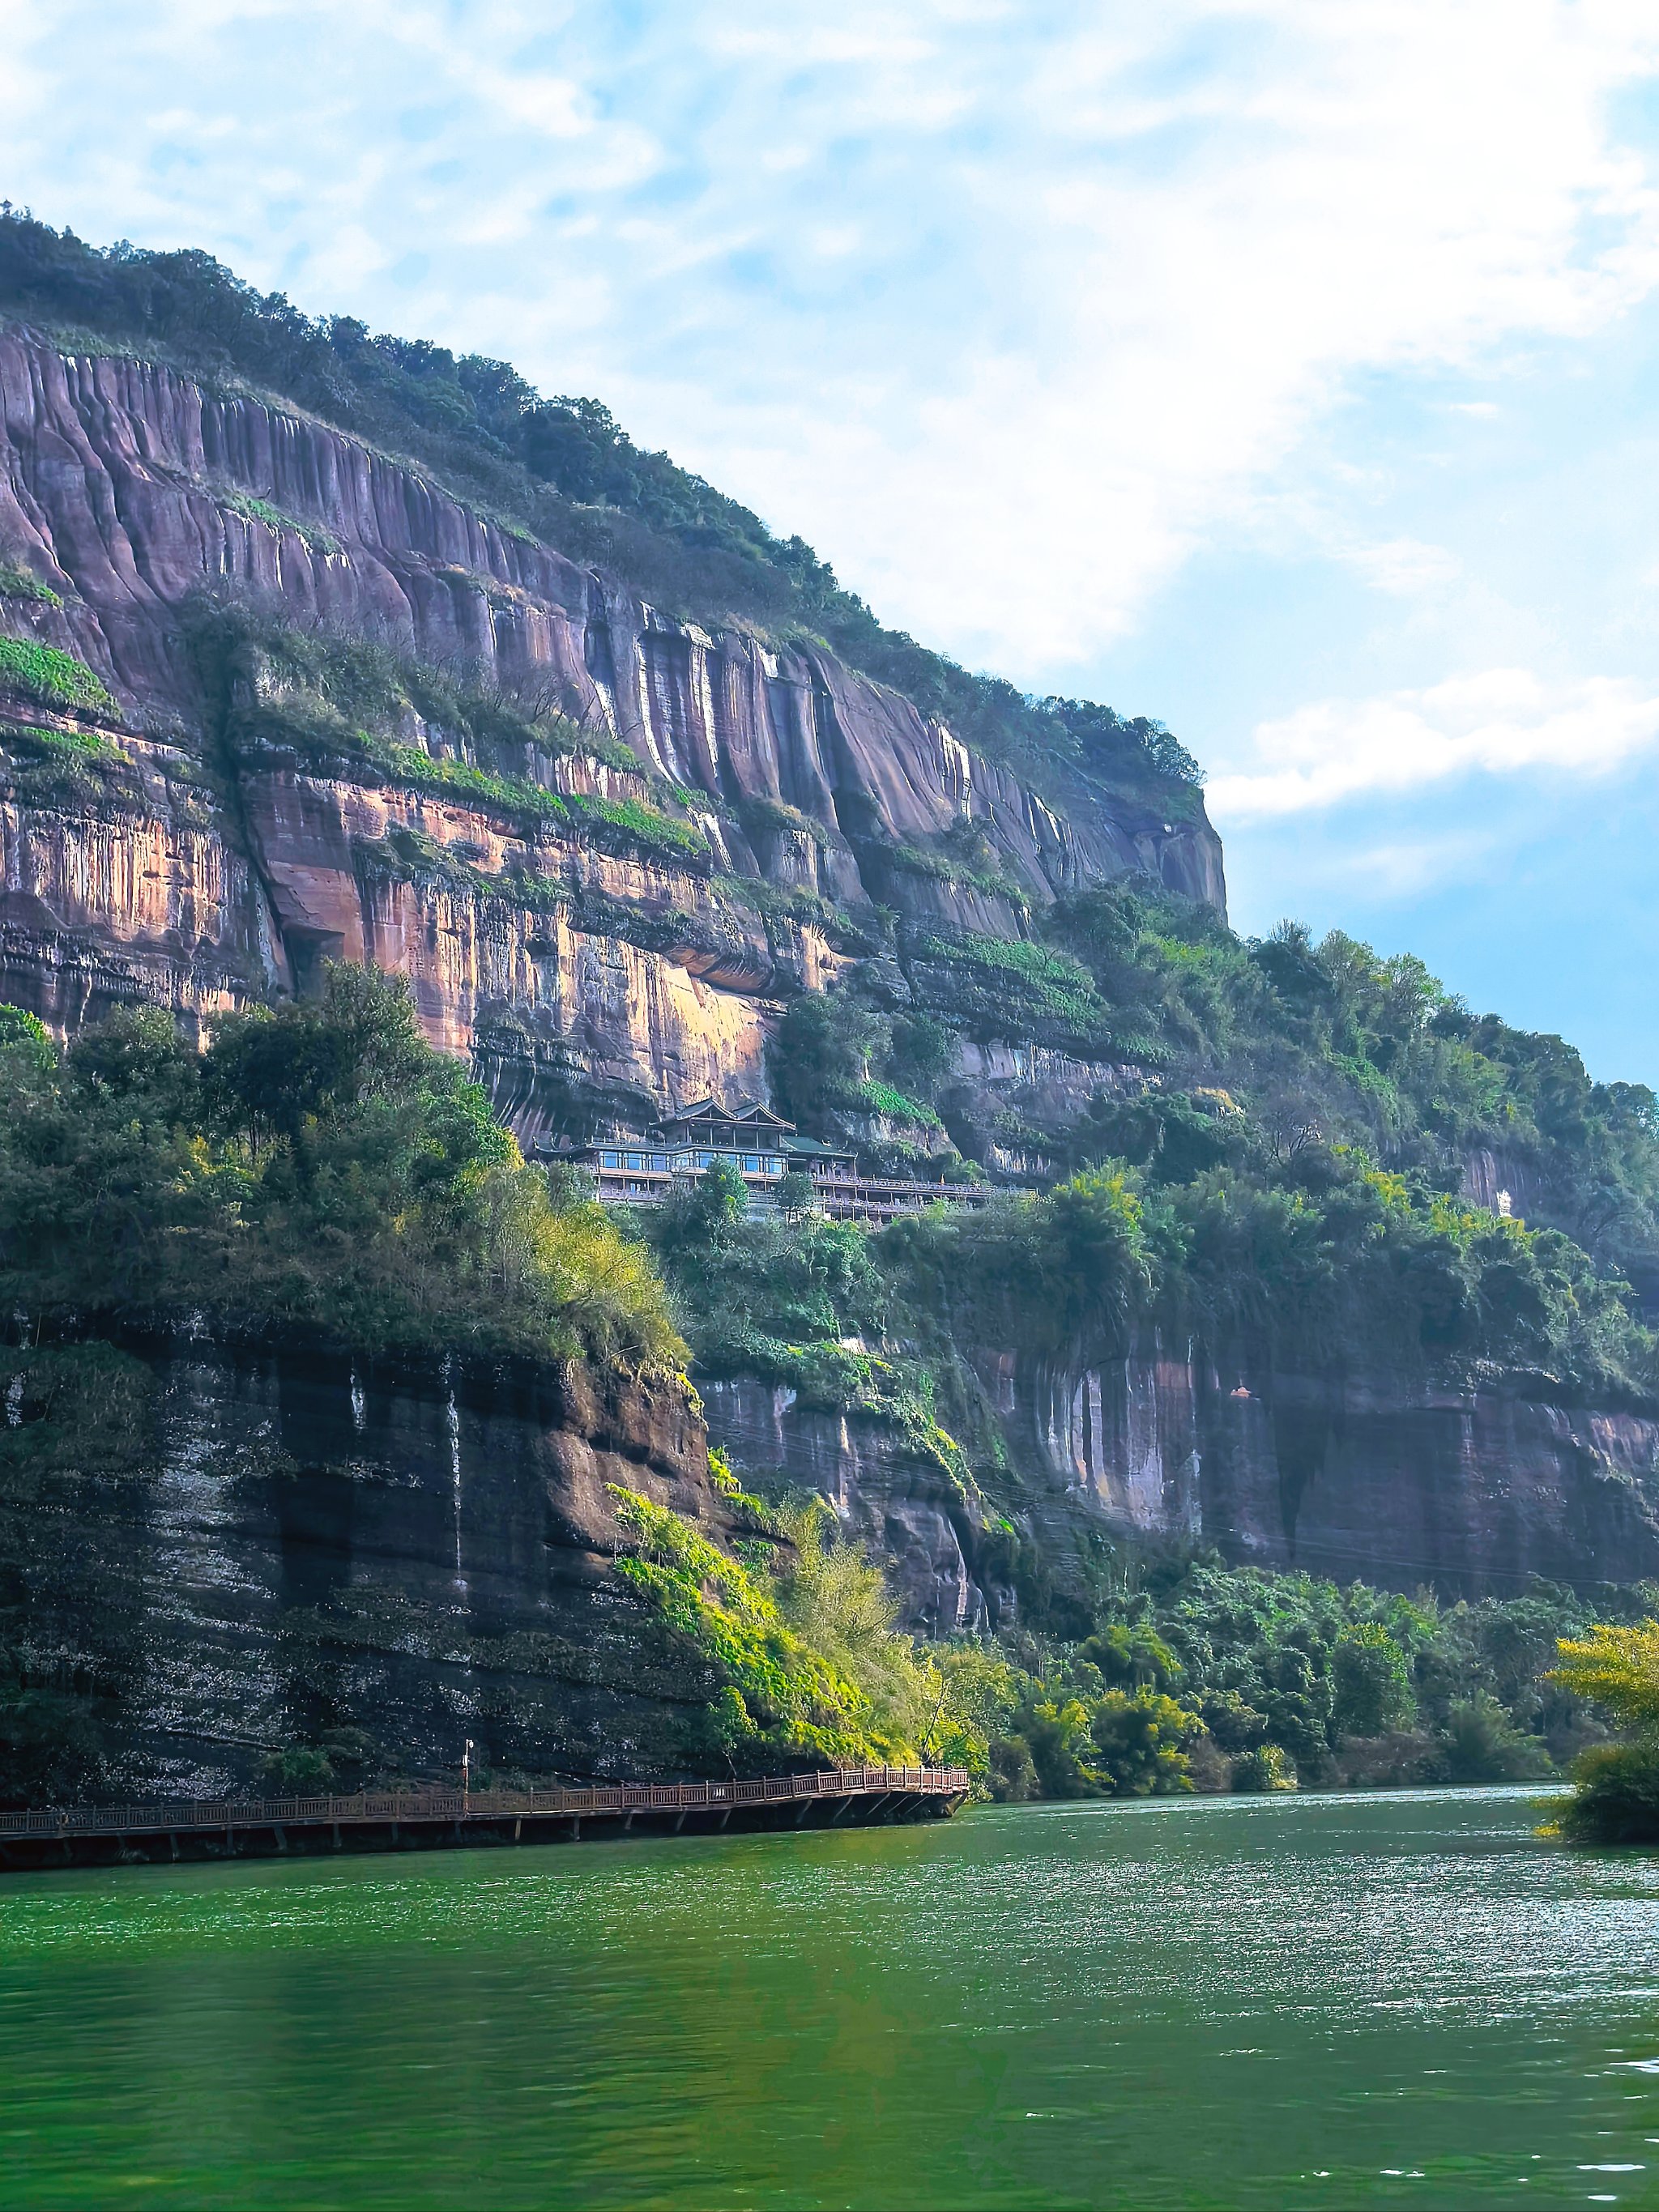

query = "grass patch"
[852,1080,944,1130]
[218,488,343,556]
[0,561,62,606]
[381,744,569,829]
[0,637,117,716]
[904,925,1141,1058]
[564,790,711,868]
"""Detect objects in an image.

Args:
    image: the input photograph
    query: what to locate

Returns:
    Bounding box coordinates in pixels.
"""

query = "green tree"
[1088,1690,1203,1796]
[0,1004,53,1071]
[1333,1624,1416,1737]
[768,991,888,1127]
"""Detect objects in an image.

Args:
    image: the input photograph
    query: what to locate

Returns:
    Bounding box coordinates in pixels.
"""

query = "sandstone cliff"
[702,1340,1659,1627]
[0,325,1222,1140]
[11,1330,732,1795]
[4,316,1650,1626]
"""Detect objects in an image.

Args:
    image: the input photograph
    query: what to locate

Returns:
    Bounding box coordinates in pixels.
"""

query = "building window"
[602,1150,620,1169]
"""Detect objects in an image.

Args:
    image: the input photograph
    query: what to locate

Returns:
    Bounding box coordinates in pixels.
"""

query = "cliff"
[2,303,1654,1641]
[5,1329,739,1796]
[0,325,1221,1144]
[702,1341,1659,1630]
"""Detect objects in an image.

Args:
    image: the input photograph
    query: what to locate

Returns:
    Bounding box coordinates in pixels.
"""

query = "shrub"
[0,560,61,605]
[0,637,117,715]
[1554,1740,1659,1843]
[1232,1744,1297,1792]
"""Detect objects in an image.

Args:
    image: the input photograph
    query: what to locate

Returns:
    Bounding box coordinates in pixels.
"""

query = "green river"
[2,1786,1657,2209]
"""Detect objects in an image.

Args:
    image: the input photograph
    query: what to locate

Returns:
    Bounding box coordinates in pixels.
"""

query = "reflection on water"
[1,1788,1657,2209]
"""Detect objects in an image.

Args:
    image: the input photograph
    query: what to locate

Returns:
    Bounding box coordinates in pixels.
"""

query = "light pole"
[462,1737,474,1809]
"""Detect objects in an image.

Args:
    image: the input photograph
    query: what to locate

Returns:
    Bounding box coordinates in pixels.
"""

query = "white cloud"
[1209,668,1659,819]
[1341,539,1464,597]
[6,1,1659,676]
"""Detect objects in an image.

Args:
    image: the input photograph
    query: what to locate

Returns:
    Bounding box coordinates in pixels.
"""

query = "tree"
[768,990,887,1127]
[1087,1690,1203,1796]
[1333,1624,1416,1737]
[1080,1622,1180,1690]
[0,1004,53,1071]
[1549,1622,1659,1728]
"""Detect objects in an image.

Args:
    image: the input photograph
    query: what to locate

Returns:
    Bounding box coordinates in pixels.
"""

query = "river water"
[2,1786,1657,2209]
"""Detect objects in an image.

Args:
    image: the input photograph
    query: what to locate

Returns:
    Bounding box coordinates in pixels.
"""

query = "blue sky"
[9,1,1659,1078]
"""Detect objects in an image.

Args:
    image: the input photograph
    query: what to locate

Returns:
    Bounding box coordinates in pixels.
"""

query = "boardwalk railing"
[0,1766,971,1843]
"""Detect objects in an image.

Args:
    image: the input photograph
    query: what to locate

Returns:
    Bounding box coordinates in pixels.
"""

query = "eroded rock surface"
[26,1333,726,1795]
[0,326,1223,1136]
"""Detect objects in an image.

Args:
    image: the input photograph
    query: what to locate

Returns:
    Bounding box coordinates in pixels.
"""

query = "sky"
[7,0,1659,1079]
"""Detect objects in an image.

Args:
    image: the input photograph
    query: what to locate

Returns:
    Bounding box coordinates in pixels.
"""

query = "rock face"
[0,326,1223,1132]
[701,1377,1013,1634]
[5,321,1648,1623]
[999,1336,1659,1597]
[19,1332,728,1795]
[702,1333,1659,1621]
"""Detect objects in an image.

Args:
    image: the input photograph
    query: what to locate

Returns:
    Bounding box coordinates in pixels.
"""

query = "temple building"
[546,1097,987,1225]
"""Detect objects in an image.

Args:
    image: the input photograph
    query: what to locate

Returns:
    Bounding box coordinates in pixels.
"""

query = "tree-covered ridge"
[1030,883,1659,1298]
[0,207,1200,803]
[0,972,680,1370]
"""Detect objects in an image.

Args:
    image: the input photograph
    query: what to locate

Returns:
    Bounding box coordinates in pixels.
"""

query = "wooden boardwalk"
[0,1766,973,1873]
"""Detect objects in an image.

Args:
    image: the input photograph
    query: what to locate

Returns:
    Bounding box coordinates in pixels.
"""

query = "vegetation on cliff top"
[0,205,1200,808]
[0,967,681,1370]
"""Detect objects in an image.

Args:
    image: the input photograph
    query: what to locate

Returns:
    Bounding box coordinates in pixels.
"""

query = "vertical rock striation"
[0,325,1222,1136]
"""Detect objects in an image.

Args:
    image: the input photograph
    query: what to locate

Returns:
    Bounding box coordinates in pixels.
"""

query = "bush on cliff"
[0,969,682,1370]
[604,1483,981,1772]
